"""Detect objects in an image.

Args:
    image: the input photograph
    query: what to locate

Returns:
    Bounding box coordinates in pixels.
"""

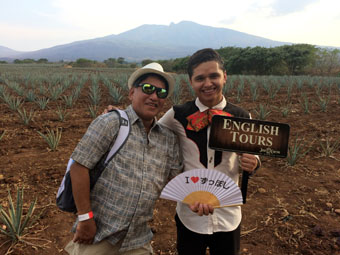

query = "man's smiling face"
[129,75,167,122]
[190,60,227,108]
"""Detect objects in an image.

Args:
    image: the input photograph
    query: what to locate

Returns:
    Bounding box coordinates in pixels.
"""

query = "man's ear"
[128,87,134,101]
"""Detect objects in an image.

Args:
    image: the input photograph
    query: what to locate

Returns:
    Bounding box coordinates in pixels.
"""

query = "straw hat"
[127,62,175,96]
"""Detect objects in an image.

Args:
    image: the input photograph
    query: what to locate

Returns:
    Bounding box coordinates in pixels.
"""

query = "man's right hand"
[73,218,97,244]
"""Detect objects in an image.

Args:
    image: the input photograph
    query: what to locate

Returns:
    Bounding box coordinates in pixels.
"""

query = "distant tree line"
[69,57,138,68]
[4,44,339,76]
[12,58,49,64]
[164,44,340,76]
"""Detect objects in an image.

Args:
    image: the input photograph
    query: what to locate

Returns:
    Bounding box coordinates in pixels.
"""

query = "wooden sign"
[209,116,290,157]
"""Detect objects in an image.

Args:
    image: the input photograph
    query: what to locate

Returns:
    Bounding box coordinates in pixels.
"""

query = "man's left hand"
[189,202,214,216]
[239,153,258,172]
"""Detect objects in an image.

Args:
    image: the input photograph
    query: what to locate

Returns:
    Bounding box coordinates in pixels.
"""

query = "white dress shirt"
[159,97,242,234]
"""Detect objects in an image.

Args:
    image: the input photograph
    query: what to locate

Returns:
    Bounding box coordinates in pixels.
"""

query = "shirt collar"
[126,105,160,130]
[195,96,227,112]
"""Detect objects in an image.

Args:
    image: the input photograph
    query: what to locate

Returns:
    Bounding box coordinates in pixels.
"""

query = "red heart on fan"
[191,176,199,183]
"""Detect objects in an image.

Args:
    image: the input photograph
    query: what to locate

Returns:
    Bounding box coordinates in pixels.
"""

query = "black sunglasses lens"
[141,84,155,94]
[139,83,168,98]
[156,89,168,99]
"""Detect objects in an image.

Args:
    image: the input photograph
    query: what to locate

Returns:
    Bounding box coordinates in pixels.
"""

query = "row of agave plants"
[176,73,340,116]
[0,65,339,163]
[0,65,340,253]
[1,64,339,112]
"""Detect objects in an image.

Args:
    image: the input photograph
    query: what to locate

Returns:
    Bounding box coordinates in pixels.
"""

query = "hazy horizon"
[1,0,340,51]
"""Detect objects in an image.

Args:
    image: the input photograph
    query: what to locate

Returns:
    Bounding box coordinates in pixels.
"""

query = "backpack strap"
[56,110,130,200]
[104,109,130,164]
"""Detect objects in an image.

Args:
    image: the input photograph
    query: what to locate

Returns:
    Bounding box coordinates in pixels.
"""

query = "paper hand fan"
[160,168,243,208]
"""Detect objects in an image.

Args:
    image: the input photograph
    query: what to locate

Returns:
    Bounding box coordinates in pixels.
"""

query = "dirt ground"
[0,73,340,255]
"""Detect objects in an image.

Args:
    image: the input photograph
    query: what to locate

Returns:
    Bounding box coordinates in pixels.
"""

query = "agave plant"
[254,104,271,120]
[62,94,74,108]
[286,136,312,166]
[317,95,330,112]
[286,83,293,102]
[35,97,50,110]
[88,104,98,119]
[299,94,311,114]
[3,94,23,111]
[37,127,62,151]
[250,82,259,102]
[171,76,182,105]
[108,85,123,104]
[183,77,195,99]
[279,104,291,117]
[319,137,340,157]
[25,90,36,102]
[0,188,37,242]
[56,105,69,122]
[0,130,5,141]
[113,73,129,91]
[17,108,35,125]
[48,84,63,100]
[223,75,234,95]
[88,83,101,106]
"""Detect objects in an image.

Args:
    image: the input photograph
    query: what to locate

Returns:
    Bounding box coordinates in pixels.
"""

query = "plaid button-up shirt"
[71,105,183,251]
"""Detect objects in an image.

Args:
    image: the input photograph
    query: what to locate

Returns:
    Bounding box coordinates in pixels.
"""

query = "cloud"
[219,17,238,25]
[2,0,340,50]
[0,22,89,51]
[225,0,340,47]
[50,0,185,34]
[270,0,320,16]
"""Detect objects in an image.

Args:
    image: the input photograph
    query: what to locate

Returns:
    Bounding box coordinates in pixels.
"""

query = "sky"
[1,0,340,52]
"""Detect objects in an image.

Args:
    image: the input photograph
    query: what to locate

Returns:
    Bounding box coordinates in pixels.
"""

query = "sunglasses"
[135,83,168,99]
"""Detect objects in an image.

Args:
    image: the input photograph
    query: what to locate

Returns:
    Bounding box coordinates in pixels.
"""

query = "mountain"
[0,21,290,62]
[0,46,23,58]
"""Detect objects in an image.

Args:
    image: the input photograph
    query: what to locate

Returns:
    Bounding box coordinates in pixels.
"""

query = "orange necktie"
[186,109,232,132]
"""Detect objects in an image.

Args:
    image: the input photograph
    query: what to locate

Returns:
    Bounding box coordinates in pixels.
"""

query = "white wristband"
[78,211,94,221]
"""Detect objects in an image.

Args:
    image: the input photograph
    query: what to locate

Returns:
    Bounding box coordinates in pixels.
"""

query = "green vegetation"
[300,94,311,114]
[62,94,75,108]
[172,76,182,105]
[35,97,49,110]
[0,188,37,242]
[88,80,101,106]
[88,104,98,119]
[3,95,23,111]
[37,128,62,151]
[17,108,35,125]
[254,104,271,120]
[56,105,69,122]
[0,52,339,255]
[25,90,35,102]
[286,136,312,166]
[6,44,340,76]
[278,104,291,117]
[0,130,5,141]
[153,44,339,76]
[319,137,340,157]
[317,95,330,112]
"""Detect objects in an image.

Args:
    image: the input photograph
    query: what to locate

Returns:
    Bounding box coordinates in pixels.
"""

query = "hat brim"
[128,68,175,97]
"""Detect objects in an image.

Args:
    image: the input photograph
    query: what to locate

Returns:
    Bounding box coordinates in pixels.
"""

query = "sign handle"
[241,171,249,204]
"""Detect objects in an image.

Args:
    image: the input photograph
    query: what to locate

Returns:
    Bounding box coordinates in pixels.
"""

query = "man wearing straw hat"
[65,62,183,255]
[160,48,260,255]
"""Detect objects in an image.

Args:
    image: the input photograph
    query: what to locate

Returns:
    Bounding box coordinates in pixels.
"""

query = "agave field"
[0,64,340,255]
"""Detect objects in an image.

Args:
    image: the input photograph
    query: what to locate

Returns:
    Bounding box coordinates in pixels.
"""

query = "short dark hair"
[187,48,225,79]
[133,73,168,90]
